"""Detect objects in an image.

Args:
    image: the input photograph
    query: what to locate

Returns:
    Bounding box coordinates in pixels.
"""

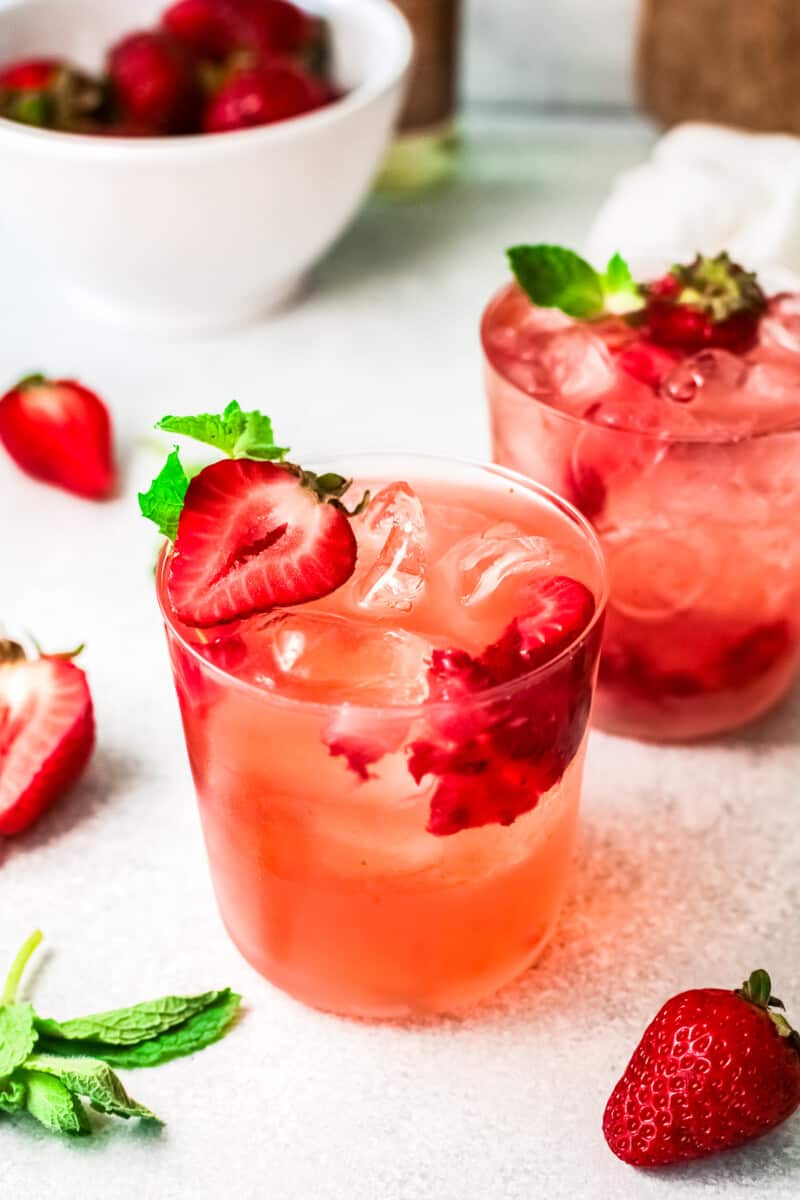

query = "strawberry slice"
[0,641,95,836]
[480,576,596,680]
[167,458,358,627]
[0,374,115,500]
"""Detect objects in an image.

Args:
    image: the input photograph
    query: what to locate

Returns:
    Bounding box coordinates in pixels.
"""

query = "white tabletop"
[3,113,799,1200]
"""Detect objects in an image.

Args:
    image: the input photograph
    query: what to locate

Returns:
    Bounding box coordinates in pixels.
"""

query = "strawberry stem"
[2,929,43,1005]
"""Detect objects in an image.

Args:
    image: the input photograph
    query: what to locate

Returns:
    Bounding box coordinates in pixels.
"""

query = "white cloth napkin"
[586,122,800,288]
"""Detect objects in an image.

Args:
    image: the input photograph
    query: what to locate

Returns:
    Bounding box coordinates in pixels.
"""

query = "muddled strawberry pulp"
[484,254,800,740]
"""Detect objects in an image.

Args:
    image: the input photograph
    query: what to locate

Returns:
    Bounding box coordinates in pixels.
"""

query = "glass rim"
[156,452,609,718]
[481,281,800,446]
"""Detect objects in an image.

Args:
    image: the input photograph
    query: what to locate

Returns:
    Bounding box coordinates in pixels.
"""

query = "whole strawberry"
[0,374,115,500]
[203,61,325,133]
[107,31,200,134]
[643,253,767,355]
[604,970,800,1167]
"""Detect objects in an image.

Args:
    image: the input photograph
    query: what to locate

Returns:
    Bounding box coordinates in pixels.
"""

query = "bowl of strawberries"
[0,0,411,332]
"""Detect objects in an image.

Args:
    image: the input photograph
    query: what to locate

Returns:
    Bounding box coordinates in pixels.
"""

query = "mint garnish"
[157,400,288,462]
[507,244,643,318]
[139,402,291,540]
[0,931,241,1137]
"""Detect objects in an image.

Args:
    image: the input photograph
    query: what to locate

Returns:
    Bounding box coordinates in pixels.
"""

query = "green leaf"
[0,1072,27,1114]
[507,244,605,318]
[24,1070,89,1136]
[156,401,289,462]
[0,1004,37,1078]
[26,1054,160,1123]
[138,447,189,541]
[601,252,643,315]
[36,990,226,1047]
[36,990,241,1070]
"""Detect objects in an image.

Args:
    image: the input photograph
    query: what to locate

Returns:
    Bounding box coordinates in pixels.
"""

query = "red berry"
[0,641,94,836]
[107,31,200,133]
[565,459,607,521]
[717,620,791,689]
[0,58,63,91]
[0,375,115,500]
[164,0,312,60]
[167,458,358,627]
[603,971,800,1167]
[480,576,596,679]
[616,341,678,388]
[203,61,324,132]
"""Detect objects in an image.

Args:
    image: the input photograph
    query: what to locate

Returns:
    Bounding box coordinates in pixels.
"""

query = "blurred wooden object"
[638,0,800,133]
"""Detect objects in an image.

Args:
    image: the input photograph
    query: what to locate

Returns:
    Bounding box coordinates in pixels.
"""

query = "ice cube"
[354,482,427,613]
[660,350,745,407]
[451,522,553,607]
[240,610,433,704]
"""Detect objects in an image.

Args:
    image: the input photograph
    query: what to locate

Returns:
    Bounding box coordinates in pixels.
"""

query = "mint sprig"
[507,244,643,318]
[139,402,290,541]
[0,931,241,1137]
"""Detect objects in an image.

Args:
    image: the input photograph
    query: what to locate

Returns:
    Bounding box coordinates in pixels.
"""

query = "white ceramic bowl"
[0,0,411,332]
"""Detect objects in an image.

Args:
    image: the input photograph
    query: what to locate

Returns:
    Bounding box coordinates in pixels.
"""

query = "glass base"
[376,122,459,195]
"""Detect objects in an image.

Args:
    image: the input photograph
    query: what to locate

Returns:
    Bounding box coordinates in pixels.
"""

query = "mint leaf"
[601,252,642,314]
[36,990,242,1069]
[24,1070,89,1136]
[138,447,189,541]
[36,990,226,1047]
[507,244,605,319]
[156,401,289,462]
[0,1004,37,1077]
[0,1073,27,1114]
[26,1054,160,1123]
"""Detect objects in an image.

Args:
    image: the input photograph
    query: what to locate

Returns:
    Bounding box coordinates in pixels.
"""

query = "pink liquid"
[159,457,606,1017]
[483,285,800,741]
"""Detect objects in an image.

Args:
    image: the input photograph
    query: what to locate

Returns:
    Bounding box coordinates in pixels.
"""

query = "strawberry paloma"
[483,248,800,741]
[143,407,606,1016]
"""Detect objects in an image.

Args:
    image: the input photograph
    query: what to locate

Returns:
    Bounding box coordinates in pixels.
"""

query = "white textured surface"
[2,114,800,1198]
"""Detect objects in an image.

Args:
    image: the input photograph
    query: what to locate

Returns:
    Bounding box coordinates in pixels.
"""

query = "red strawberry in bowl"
[604,969,800,1167]
[0,374,115,500]
[107,31,201,134]
[0,640,95,836]
[203,60,326,132]
[0,58,63,91]
[164,0,314,61]
[167,458,359,626]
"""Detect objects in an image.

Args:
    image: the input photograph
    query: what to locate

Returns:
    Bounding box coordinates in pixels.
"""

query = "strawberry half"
[0,374,115,500]
[604,970,800,1167]
[167,458,359,627]
[480,576,597,680]
[0,641,95,836]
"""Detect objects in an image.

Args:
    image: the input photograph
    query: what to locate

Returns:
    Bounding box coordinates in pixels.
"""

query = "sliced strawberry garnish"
[0,641,94,836]
[107,31,201,134]
[0,374,115,500]
[480,576,596,680]
[203,61,325,132]
[643,254,766,356]
[167,458,358,627]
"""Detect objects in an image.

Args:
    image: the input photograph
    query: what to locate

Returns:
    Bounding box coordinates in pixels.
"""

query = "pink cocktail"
[483,262,800,741]
[159,455,606,1018]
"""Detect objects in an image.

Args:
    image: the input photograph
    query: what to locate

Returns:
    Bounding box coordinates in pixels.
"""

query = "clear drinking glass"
[482,284,800,741]
[157,454,607,1018]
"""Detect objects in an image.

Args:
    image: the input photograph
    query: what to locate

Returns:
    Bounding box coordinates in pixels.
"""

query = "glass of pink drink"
[483,252,800,741]
[158,455,606,1018]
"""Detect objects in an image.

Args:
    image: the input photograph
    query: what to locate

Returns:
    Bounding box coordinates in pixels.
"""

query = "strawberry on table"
[0,641,95,837]
[604,969,800,1167]
[0,374,115,500]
